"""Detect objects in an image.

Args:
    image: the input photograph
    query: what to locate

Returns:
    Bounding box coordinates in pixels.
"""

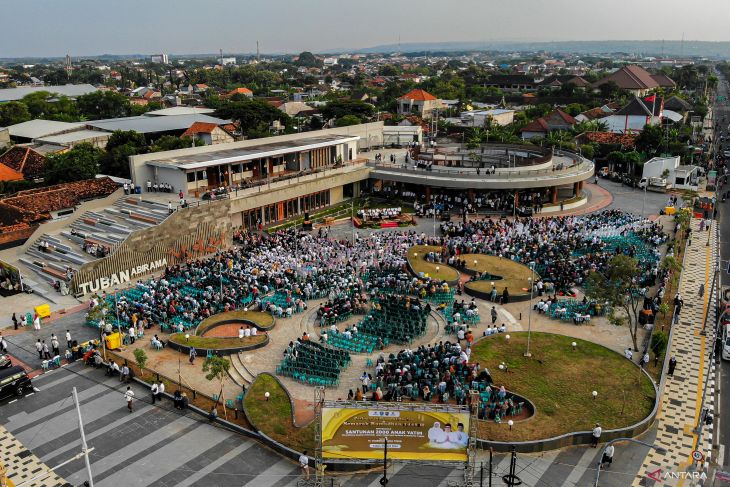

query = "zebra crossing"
[0,361,652,486]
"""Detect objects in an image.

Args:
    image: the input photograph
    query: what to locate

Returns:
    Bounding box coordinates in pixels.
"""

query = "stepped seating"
[426,289,455,305]
[261,291,304,314]
[326,331,386,354]
[358,299,429,344]
[277,341,350,387]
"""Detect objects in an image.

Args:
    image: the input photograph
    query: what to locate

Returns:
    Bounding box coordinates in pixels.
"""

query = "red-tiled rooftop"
[398,89,438,101]
[0,146,46,179]
[580,131,638,147]
[182,122,219,136]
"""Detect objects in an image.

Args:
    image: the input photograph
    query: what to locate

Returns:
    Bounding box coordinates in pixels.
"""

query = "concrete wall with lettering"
[71,199,232,295]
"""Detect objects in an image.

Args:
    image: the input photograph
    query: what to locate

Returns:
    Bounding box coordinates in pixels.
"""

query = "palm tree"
[572,119,609,135]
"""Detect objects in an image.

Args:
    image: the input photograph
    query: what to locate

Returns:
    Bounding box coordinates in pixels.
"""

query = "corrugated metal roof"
[144,107,215,117]
[0,84,98,102]
[85,114,230,134]
[36,129,112,145]
[7,120,86,139]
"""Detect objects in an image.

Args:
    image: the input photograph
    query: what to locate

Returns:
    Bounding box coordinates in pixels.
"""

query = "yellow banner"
[322,407,470,462]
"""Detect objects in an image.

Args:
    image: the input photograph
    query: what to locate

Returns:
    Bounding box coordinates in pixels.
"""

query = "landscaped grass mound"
[168,310,273,352]
[244,373,315,452]
[407,245,460,282]
[471,332,655,442]
[463,254,536,299]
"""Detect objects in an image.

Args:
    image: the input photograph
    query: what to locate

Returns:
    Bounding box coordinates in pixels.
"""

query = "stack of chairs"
[277,341,350,387]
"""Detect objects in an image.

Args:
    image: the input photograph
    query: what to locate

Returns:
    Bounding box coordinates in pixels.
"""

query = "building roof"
[578,106,613,120]
[614,96,663,116]
[398,89,438,101]
[0,145,46,179]
[228,87,253,96]
[181,122,219,136]
[594,65,661,90]
[144,106,215,117]
[537,75,590,88]
[485,74,537,86]
[0,84,98,102]
[35,129,112,145]
[278,101,317,116]
[0,162,24,182]
[144,135,359,171]
[521,118,549,133]
[85,114,231,134]
[7,120,86,139]
[664,95,692,112]
[650,73,676,88]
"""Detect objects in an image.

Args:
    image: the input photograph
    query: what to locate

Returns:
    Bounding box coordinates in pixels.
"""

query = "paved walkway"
[631,219,717,486]
[1,425,68,487]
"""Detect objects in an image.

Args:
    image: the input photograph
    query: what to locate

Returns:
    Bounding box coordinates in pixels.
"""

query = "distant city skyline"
[2,0,728,57]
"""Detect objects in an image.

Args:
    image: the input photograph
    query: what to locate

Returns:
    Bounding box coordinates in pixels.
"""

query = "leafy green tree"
[635,124,663,155]
[295,51,320,68]
[102,130,148,178]
[585,254,644,351]
[335,115,362,127]
[150,135,203,152]
[133,348,148,378]
[321,99,374,121]
[76,91,132,120]
[202,355,231,416]
[212,98,291,136]
[20,92,79,121]
[44,143,103,184]
[0,101,31,126]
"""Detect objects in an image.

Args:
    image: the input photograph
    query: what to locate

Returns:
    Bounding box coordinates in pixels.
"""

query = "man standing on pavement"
[591,423,602,447]
[125,386,135,412]
[157,380,165,403]
[299,451,310,481]
[51,335,60,357]
[491,306,498,324]
[42,340,51,360]
[35,339,43,359]
[120,363,130,382]
[668,356,677,376]
[151,382,159,404]
[600,444,614,469]
[65,330,72,349]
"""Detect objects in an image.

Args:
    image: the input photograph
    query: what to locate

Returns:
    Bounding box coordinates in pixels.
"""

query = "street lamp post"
[524,262,535,358]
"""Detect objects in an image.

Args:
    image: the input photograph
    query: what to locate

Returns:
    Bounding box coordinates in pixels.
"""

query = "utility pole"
[380,437,388,485]
[73,387,94,487]
[488,448,493,487]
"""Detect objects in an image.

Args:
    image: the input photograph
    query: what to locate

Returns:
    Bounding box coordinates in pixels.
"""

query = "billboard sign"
[322,403,470,462]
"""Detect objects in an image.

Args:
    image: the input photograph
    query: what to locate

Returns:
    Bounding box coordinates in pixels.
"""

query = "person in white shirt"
[299,451,310,480]
[244,327,251,337]
[65,330,72,349]
[591,423,602,447]
[125,386,135,412]
[250,327,257,336]
[157,381,165,402]
[238,327,245,340]
[151,382,159,404]
[601,444,614,468]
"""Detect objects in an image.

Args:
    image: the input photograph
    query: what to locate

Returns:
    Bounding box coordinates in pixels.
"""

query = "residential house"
[604,96,663,134]
[444,109,515,128]
[278,102,318,118]
[0,145,47,180]
[574,131,638,150]
[536,75,590,90]
[663,96,692,122]
[181,122,235,146]
[520,109,576,139]
[484,75,537,92]
[227,87,254,98]
[397,89,444,119]
[575,105,614,123]
[592,65,672,97]
[650,73,676,90]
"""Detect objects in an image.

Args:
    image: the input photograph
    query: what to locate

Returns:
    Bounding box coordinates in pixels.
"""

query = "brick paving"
[631,219,717,486]
[0,425,69,487]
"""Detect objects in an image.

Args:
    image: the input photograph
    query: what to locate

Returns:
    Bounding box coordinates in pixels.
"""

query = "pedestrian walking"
[640,352,650,368]
[668,356,677,376]
[65,330,72,349]
[157,380,165,403]
[299,451,310,481]
[591,423,602,447]
[491,306,498,324]
[51,336,60,357]
[125,386,135,412]
[121,364,130,382]
[35,339,43,359]
[42,340,51,359]
[20,314,27,328]
[12,313,18,330]
[699,283,705,298]
[600,444,614,469]
[151,382,159,404]
[189,347,197,365]
[33,313,41,331]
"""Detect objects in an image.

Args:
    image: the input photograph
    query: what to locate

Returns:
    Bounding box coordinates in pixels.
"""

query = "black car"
[0,366,33,401]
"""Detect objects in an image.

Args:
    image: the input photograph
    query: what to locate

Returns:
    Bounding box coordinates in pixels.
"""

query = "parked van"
[0,366,33,401]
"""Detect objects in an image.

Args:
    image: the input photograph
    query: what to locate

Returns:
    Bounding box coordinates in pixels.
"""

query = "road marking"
[33,387,40,392]
[26,393,34,397]
[8,399,17,404]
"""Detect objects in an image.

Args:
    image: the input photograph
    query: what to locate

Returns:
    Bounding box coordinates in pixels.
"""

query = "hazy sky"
[2,0,728,57]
